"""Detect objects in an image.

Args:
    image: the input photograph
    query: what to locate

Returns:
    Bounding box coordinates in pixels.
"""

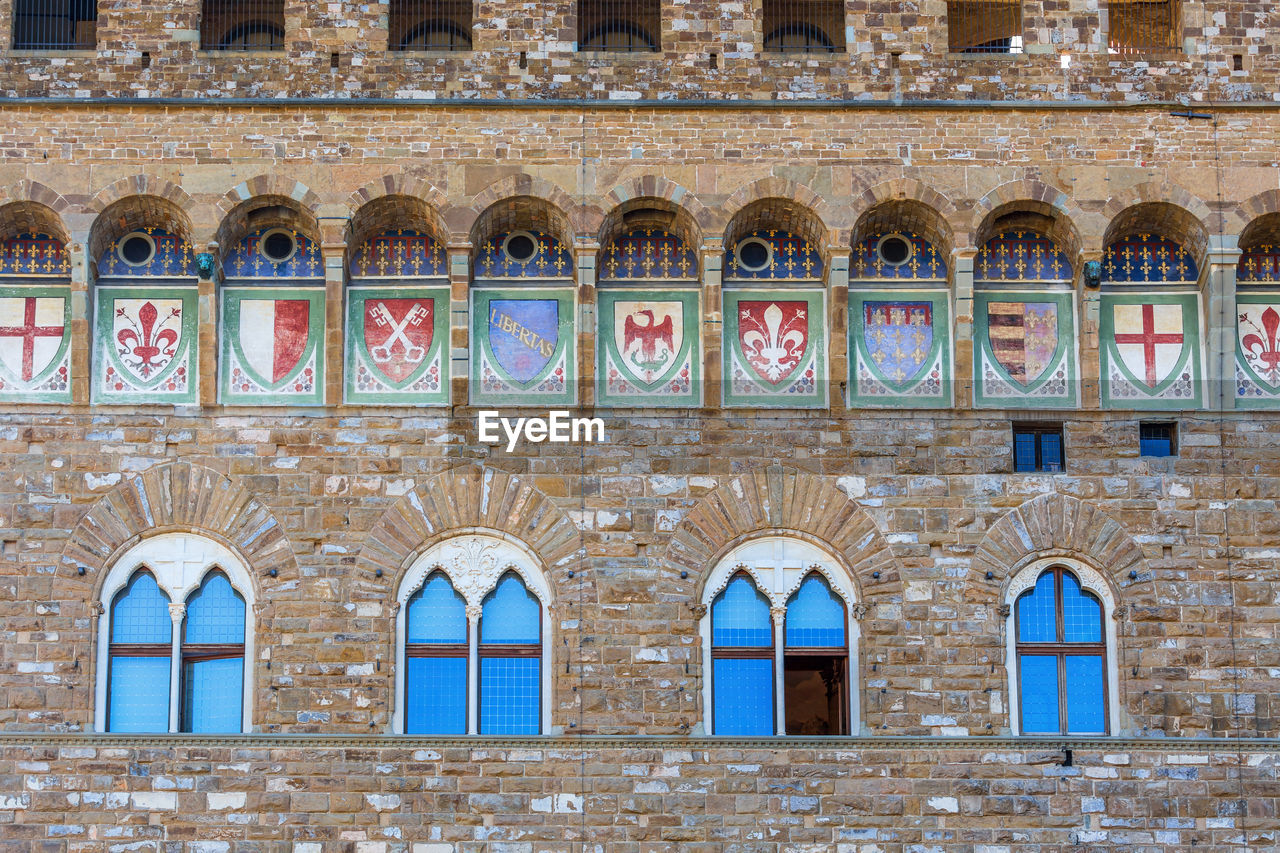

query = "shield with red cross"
[1112,302,1186,388]
[0,294,69,388]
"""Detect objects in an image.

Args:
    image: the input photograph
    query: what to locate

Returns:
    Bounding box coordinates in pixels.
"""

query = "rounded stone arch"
[972,179,1089,264]
[345,173,449,220]
[0,180,73,223]
[346,192,450,267]
[60,461,299,601]
[1226,188,1280,239]
[595,190,704,275]
[668,465,902,605]
[462,173,579,247]
[0,199,71,245]
[86,194,199,276]
[719,177,836,248]
[214,174,323,222]
[1102,199,1211,276]
[850,180,960,264]
[969,492,1151,607]
[88,175,196,219]
[596,174,708,240]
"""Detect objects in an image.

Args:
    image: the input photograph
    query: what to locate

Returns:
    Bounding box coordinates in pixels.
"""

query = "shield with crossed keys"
[362,298,435,384]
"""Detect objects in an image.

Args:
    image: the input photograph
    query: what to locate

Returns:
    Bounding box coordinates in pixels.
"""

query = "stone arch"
[969,492,1150,606]
[1226,188,1280,243]
[86,194,199,271]
[851,177,962,249]
[353,464,583,608]
[668,465,901,603]
[720,177,836,248]
[1102,199,1211,275]
[346,193,449,260]
[598,174,708,235]
[61,461,299,601]
[0,200,71,245]
[0,180,73,219]
[462,173,579,245]
[215,174,323,221]
[345,173,449,218]
[596,189,704,274]
[972,178,1089,264]
[88,175,196,218]
[214,193,323,260]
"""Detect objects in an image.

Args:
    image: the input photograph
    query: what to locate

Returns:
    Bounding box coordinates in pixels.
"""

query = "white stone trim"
[1003,557,1121,737]
[698,535,862,736]
[392,533,553,735]
[94,533,256,734]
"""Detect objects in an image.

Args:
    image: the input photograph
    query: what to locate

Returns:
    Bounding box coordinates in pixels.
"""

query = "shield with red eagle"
[362,298,435,384]
[613,300,684,387]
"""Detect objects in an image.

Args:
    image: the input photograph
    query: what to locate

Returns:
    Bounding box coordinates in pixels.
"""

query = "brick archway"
[719,177,836,246]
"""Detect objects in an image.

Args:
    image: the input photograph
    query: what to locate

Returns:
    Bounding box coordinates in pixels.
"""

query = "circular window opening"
[502,232,538,264]
[260,229,297,264]
[736,237,772,272]
[117,233,156,267]
[877,234,913,266]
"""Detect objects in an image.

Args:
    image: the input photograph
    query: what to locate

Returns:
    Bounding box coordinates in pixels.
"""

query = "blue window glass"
[181,657,244,733]
[713,658,774,735]
[111,572,171,645]
[1140,423,1175,457]
[406,657,467,735]
[108,656,170,733]
[1061,573,1102,643]
[480,657,540,734]
[785,575,845,648]
[1013,432,1038,472]
[1016,572,1057,643]
[1018,654,1060,734]
[1039,433,1063,472]
[407,573,467,644]
[712,576,771,647]
[481,574,540,644]
[1065,655,1106,734]
[184,573,245,644]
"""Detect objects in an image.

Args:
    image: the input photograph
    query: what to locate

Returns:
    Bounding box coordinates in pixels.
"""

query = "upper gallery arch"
[723,197,828,284]
[469,195,575,281]
[596,196,701,283]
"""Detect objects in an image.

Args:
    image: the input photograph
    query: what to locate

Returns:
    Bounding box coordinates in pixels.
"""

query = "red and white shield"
[111,298,184,384]
[1113,303,1184,388]
[363,298,434,383]
[0,296,65,383]
[738,300,808,384]
[238,299,311,384]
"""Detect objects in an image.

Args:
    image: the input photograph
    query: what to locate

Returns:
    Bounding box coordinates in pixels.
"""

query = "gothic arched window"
[180,573,247,733]
[480,573,543,734]
[404,572,469,734]
[107,572,173,733]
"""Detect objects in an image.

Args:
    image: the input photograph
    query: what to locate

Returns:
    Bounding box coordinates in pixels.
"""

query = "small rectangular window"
[390,0,474,51]
[1012,423,1065,473]
[1108,0,1181,57]
[763,0,846,54]
[201,0,285,51]
[578,0,661,52]
[1139,421,1176,457]
[947,1,1023,54]
[12,0,97,50]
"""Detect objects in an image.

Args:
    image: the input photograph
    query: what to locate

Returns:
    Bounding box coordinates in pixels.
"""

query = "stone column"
[576,245,597,409]
[197,245,219,407]
[448,245,472,408]
[951,248,977,409]
[466,605,481,736]
[701,244,723,409]
[771,605,786,736]
[167,602,186,733]
[1205,236,1242,412]
[1079,251,1104,410]
[827,248,851,412]
[66,231,92,405]
[321,243,346,407]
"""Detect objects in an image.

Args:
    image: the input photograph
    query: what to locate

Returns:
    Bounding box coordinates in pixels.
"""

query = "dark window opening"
[578,0,660,52]
[784,655,848,735]
[1108,0,1181,57]
[13,0,97,50]
[948,1,1024,54]
[202,1,285,51]
[764,0,845,53]
[1013,423,1064,473]
[391,1,474,51]
[1139,421,1177,457]
[503,233,537,264]
[737,239,771,271]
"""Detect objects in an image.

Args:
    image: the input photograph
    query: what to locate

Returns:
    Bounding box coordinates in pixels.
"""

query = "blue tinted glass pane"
[785,576,845,647]
[479,657,539,734]
[1061,573,1102,643]
[1017,572,1057,643]
[1140,436,1172,457]
[407,574,467,644]
[1014,433,1038,472]
[406,656,467,734]
[1040,434,1063,472]
[184,574,245,644]
[108,656,170,732]
[1065,655,1106,734]
[181,657,243,733]
[480,575,541,645]
[711,576,772,647]
[712,658,774,736]
[1018,654,1061,734]
[111,573,171,644]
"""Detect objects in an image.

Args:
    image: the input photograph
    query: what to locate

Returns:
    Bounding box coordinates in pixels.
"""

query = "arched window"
[95,534,255,733]
[764,23,835,53]
[577,0,660,52]
[1006,562,1118,736]
[700,537,860,736]
[394,535,553,735]
[398,19,472,50]
[215,21,284,50]
[580,21,657,52]
[201,0,285,51]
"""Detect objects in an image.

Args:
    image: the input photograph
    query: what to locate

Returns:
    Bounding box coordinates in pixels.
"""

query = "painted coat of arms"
[1234,295,1280,407]
[0,290,72,401]
[597,291,699,407]
[221,289,325,405]
[974,293,1076,408]
[849,293,949,408]
[94,288,199,404]
[723,291,825,408]
[346,289,448,404]
[471,289,575,405]
[1101,294,1201,409]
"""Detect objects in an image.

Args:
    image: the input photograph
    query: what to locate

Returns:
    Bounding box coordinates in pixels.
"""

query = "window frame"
[1004,558,1121,737]
[1107,0,1183,58]
[782,572,851,736]
[94,534,256,734]
[1012,421,1065,473]
[1139,420,1177,457]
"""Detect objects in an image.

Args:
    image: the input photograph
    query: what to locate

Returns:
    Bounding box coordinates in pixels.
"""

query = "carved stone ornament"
[398,534,550,610]
[851,603,869,621]
[1112,604,1129,622]
[997,603,1012,618]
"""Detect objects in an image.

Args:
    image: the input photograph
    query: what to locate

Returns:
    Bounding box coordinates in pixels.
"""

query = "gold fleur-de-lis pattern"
[1102,233,1198,284]
[473,230,572,279]
[0,233,71,278]
[223,229,323,281]
[599,227,698,281]
[1237,243,1280,284]
[350,229,446,278]
[850,233,947,280]
[724,229,823,281]
[976,230,1072,282]
[96,228,195,279]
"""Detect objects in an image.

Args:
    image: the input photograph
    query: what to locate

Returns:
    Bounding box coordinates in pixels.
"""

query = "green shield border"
[722,289,826,409]
[597,288,700,408]
[345,286,450,405]
[1100,291,1202,410]
[849,289,951,409]
[0,285,73,403]
[221,287,326,406]
[471,288,576,406]
[974,290,1078,409]
[93,285,198,405]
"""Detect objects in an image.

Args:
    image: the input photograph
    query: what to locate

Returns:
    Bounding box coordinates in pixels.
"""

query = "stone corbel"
[997,603,1011,619]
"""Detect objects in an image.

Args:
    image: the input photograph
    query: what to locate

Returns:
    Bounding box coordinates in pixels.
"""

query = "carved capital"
[689,603,708,620]
[168,602,186,623]
[92,600,105,616]
[770,605,787,625]
[465,603,483,623]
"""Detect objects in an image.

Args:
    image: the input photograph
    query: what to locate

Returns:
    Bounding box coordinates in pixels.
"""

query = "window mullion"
[168,602,184,734]
[771,606,785,736]
[466,606,480,736]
